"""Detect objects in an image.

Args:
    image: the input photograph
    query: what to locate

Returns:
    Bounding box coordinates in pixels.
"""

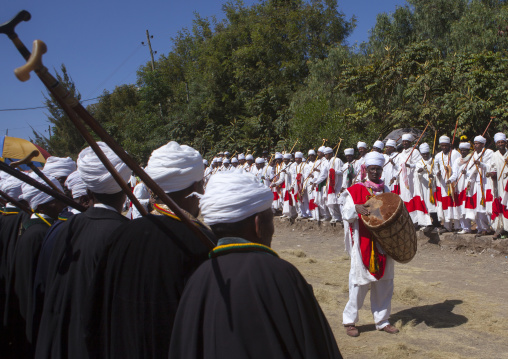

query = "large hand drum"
[361,192,417,263]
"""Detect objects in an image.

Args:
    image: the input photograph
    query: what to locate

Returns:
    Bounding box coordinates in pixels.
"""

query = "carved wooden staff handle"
[10,150,63,193]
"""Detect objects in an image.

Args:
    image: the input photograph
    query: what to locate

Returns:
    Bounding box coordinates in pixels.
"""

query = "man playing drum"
[341,152,399,337]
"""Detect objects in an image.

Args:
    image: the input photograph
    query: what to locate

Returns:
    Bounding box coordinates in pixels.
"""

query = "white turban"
[224,151,230,156]
[274,152,282,159]
[494,132,506,143]
[402,134,414,142]
[283,153,292,159]
[357,141,367,149]
[77,142,131,195]
[212,158,217,164]
[419,143,430,154]
[238,154,246,160]
[255,157,264,164]
[216,157,223,162]
[474,135,486,144]
[43,156,77,178]
[64,170,88,199]
[1,174,24,201]
[365,152,385,167]
[295,152,303,159]
[203,159,208,165]
[344,148,354,156]
[439,136,450,144]
[231,157,238,163]
[317,146,325,153]
[459,142,470,149]
[373,140,384,150]
[246,154,254,161]
[200,170,272,225]
[308,149,316,155]
[223,158,230,164]
[323,147,333,154]
[145,141,203,194]
[386,139,396,147]
[21,172,63,210]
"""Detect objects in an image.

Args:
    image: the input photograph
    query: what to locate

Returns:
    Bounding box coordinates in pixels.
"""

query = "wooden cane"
[396,122,431,177]
[1,15,213,249]
[0,189,32,214]
[0,161,86,211]
[10,150,63,193]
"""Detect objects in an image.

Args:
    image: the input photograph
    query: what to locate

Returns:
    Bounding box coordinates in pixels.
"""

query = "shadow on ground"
[390,299,468,328]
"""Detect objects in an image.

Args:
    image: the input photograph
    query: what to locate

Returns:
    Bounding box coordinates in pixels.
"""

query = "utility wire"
[0,97,100,112]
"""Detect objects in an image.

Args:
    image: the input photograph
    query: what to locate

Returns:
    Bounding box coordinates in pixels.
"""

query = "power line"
[0,96,100,112]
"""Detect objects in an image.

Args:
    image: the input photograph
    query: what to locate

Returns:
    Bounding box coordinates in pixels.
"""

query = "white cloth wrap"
[144,141,203,193]
[255,157,264,164]
[419,143,430,153]
[231,158,238,163]
[308,150,316,155]
[344,148,354,155]
[459,142,470,149]
[474,135,486,144]
[223,159,230,164]
[200,169,273,225]
[274,153,282,159]
[357,141,367,149]
[295,152,303,158]
[21,172,63,210]
[1,174,24,201]
[238,154,246,160]
[439,136,450,144]
[318,146,325,153]
[43,156,77,178]
[64,171,88,199]
[203,159,208,165]
[373,140,384,150]
[77,142,131,194]
[283,153,292,159]
[494,132,506,143]
[402,134,414,142]
[246,154,254,161]
[365,152,385,167]
[323,147,333,154]
[386,139,396,147]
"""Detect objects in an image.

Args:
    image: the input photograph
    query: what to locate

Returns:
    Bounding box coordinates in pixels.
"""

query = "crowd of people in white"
[200,132,508,239]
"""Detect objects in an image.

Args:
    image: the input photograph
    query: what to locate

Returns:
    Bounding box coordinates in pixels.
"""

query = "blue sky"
[0,0,407,143]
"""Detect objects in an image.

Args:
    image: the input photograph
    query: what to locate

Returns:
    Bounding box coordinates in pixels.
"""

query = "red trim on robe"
[404,196,429,214]
[347,183,387,280]
[328,168,335,195]
[392,184,401,195]
[309,199,317,210]
[435,187,454,210]
[284,187,293,206]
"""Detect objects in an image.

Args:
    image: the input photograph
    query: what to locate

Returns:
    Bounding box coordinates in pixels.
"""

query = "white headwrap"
[402,134,414,142]
[344,148,354,156]
[373,140,384,150]
[224,151,230,156]
[203,159,208,165]
[77,142,131,194]
[246,154,254,161]
[308,149,316,155]
[295,152,303,159]
[64,170,88,199]
[223,158,230,164]
[274,152,282,159]
[43,156,77,178]
[145,141,203,194]
[317,146,325,153]
[283,153,292,159]
[459,142,470,150]
[439,136,450,144]
[238,154,246,160]
[200,170,272,225]
[212,158,217,164]
[255,157,265,164]
[1,174,24,201]
[419,143,430,154]
[386,139,396,147]
[21,172,63,210]
[474,135,486,144]
[216,157,223,162]
[231,157,238,163]
[357,141,367,149]
[365,152,385,167]
[494,132,506,143]
[323,147,333,154]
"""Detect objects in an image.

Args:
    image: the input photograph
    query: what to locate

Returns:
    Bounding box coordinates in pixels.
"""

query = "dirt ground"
[272,219,508,359]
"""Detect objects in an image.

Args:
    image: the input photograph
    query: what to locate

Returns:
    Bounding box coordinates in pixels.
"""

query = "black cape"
[84,214,215,359]
[34,207,128,359]
[168,247,342,359]
[0,208,30,355]
[4,217,52,358]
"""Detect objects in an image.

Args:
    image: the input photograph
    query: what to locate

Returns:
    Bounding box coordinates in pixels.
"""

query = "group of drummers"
[202,131,508,239]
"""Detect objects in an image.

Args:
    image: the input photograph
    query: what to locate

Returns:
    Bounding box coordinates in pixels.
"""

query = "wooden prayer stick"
[1,17,213,249]
[0,161,86,211]
[0,189,32,214]
[10,150,63,193]
[396,122,430,177]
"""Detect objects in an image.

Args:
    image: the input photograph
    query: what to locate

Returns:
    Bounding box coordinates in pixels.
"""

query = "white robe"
[489,150,508,230]
[131,182,150,219]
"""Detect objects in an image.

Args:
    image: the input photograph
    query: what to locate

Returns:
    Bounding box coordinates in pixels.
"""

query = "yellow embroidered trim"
[34,213,52,227]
